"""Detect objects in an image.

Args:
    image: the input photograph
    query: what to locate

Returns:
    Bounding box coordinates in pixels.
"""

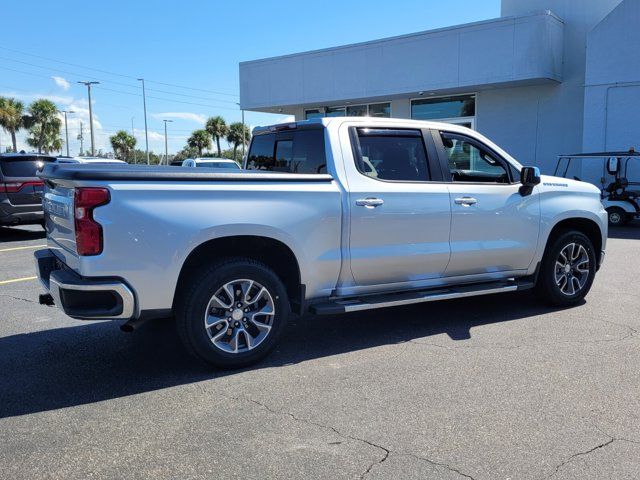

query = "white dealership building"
[240,0,640,181]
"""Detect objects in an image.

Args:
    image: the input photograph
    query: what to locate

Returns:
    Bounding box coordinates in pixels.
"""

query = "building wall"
[582,0,640,182]
[474,0,623,175]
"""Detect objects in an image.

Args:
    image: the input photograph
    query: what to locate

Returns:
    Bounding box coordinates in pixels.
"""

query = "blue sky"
[0,0,500,156]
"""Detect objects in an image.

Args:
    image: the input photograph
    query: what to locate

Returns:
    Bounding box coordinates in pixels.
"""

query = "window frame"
[349,127,444,184]
[433,130,520,185]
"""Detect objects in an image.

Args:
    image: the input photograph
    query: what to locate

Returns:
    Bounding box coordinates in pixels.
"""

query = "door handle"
[454,196,477,206]
[356,197,384,208]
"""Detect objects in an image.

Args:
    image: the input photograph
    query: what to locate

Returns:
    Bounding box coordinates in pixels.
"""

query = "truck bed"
[38,163,334,183]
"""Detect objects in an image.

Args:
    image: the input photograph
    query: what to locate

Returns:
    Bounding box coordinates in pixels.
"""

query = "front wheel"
[535,230,596,307]
[176,258,290,369]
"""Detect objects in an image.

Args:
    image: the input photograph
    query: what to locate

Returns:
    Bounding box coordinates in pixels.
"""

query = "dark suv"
[0,153,56,227]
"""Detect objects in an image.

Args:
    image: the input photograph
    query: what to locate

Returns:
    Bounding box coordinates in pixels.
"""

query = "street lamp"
[137,78,150,164]
[60,110,75,157]
[77,81,99,156]
[163,119,173,165]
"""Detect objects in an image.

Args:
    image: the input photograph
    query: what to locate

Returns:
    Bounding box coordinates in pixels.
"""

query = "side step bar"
[311,278,535,315]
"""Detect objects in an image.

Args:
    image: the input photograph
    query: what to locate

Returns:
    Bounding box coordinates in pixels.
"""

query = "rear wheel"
[176,258,290,368]
[606,207,628,226]
[535,230,596,307]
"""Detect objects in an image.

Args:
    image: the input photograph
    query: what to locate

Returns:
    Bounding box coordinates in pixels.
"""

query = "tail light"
[0,180,44,193]
[74,187,110,256]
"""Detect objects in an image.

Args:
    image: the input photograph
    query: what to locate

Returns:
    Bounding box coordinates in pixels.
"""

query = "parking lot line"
[0,276,37,285]
[0,245,46,253]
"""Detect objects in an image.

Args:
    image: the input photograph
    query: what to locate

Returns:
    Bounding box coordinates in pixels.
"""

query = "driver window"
[441,133,510,183]
[355,129,430,181]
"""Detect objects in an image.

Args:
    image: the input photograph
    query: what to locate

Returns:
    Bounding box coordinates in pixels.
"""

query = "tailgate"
[43,180,77,256]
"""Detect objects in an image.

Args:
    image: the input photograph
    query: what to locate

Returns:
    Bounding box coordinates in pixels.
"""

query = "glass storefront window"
[411,95,475,121]
[305,109,323,120]
[368,103,391,118]
[325,107,346,117]
[346,105,367,117]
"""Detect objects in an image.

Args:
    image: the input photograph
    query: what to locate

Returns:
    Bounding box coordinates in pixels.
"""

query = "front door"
[346,126,451,288]
[436,131,540,277]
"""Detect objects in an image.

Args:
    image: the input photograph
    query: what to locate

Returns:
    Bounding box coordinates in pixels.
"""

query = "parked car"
[56,156,127,165]
[181,158,241,170]
[0,152,56,227]
[34,118,607,368]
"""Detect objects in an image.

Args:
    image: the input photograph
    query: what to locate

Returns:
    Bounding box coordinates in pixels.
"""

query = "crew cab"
[34,118,607,368]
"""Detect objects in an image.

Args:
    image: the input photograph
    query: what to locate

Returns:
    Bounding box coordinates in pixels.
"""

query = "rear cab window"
[351,128,432,182]
[245,127,327,174]
[0,155,55,178]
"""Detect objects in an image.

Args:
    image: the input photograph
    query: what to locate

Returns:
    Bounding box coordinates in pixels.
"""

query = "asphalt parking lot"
[0,224,639,479]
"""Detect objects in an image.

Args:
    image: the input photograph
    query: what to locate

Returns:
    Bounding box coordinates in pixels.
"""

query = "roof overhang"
[240,11,564,113]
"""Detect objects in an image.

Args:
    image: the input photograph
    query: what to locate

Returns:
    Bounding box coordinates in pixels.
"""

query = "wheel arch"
[173,235,303,314]
[545,217,604,266]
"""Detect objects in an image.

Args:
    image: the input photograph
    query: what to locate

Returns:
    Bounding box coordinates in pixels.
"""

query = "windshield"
[196,162,239,169]
[0,156,55,177]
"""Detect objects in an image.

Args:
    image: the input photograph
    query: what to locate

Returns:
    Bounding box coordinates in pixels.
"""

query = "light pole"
[237,103,247,160]
[77,122,84,155]
[78,81,99,156]
[163,119,173,165]
[131,117,137,164]
[137,78,150,164]
[60,110,75,157]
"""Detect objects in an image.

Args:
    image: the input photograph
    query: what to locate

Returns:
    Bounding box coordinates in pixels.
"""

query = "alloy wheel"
[204,279,275,353]
[554,243,590,296]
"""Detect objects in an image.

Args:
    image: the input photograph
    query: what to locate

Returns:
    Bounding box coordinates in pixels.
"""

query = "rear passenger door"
[345,126,451,289]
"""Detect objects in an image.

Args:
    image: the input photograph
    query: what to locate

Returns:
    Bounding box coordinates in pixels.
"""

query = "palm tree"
[205,116,228,157]
[227,122,251,161]
[110,130,137,161]
[187,129,212,157]
[26,120,63,154]
[0,97,26,152]
[25,99,60,153]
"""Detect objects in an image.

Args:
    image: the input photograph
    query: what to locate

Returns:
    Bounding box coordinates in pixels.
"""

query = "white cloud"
[52,76,70,91]
[151,111,206,124]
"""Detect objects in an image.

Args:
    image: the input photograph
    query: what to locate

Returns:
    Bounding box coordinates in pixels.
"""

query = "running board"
[311,279,534,315]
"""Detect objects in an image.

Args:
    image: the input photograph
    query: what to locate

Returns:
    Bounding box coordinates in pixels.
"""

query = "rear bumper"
[34,249,135,320]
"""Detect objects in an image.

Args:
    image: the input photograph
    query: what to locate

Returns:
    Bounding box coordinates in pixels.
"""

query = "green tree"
[226,122,251,161]
[187,129,211,157]
[205,116,228,157]
[0,97,26,152]
[110,130,137,161]
[25,99,61,153]
[173,145,199,162]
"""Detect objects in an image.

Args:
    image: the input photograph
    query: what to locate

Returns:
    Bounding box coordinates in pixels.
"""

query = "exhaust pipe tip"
[120,316,152,333]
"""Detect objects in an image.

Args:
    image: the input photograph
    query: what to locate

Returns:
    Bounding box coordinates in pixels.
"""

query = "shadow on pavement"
[0,226,46,244]
[0,291,564,419]
[608,221,640,240]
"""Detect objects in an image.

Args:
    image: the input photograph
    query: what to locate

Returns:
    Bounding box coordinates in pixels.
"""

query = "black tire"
[176,257,290,369]
[535,230,597,307]
[607,207,627,226]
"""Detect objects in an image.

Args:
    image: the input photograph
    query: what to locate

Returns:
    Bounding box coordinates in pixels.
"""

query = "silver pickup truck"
[35,118,607,368]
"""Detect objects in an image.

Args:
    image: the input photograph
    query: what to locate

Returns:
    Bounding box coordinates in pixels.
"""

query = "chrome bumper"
[34,249,135,320]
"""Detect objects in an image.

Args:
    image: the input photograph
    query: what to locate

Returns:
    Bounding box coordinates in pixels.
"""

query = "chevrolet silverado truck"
[35,118,607,368]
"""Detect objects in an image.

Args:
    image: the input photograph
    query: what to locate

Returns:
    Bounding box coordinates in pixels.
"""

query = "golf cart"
[555,150,640,226]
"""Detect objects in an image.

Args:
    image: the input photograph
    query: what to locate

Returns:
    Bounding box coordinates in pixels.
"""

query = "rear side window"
[0,156,54,177]
[246,129,327,174]
[354,129,430,181]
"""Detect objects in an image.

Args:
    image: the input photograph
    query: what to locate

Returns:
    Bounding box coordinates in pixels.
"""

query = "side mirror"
[606,157,620,176]
[520,166,540,196]
[520,166,541,187]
